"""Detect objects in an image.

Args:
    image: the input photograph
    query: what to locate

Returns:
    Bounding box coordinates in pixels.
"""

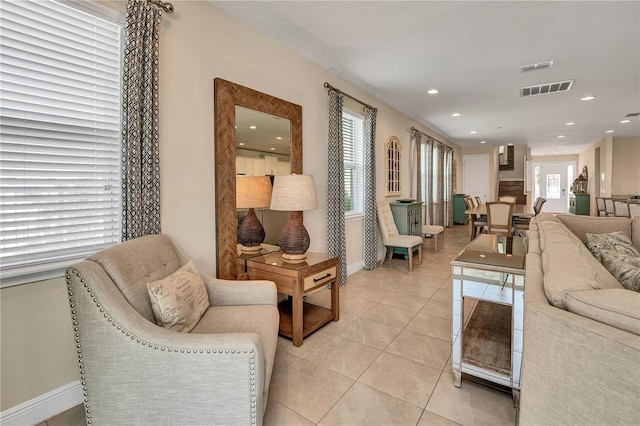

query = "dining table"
[465,203,535,218]
[465,203,535,239]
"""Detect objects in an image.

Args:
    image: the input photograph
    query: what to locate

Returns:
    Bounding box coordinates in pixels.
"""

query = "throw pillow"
[600,250,640,292]
[585,231,640,262]
[147,260,210,332]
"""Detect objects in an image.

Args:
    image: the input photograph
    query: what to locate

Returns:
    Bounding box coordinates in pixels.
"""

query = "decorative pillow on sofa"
[147,260,210,332]
[585,231,640,262]
[600,251,640,292]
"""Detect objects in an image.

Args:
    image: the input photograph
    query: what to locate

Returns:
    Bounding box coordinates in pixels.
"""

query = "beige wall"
[0,278,79,410]
[611,137,640,196]
[1,0,459,410]
[579,136,639,215]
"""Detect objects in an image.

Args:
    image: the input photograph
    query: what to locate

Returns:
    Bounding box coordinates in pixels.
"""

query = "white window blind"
[343,110,364,216]
[0,0,123,286]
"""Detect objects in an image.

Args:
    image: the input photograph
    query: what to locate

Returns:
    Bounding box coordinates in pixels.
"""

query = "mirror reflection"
[235,106,291,247]
[499,145,514,170]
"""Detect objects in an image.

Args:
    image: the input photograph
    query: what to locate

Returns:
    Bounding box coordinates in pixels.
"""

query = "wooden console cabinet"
[246,252,339,346]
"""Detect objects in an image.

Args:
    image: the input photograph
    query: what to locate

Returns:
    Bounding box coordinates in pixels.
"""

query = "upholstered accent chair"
[376,201,422,271]
[65,234,279,425]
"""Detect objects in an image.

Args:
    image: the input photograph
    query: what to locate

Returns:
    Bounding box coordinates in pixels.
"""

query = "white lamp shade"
[270,174,318,211]
[236,176,272,209]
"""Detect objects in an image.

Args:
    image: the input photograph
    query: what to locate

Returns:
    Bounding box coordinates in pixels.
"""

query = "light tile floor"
[43,223,517,426]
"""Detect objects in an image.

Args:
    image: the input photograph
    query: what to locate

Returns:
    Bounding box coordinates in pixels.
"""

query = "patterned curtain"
[121,0,162,241]
[435,145,446,225]
[363,107,377,270]
[425,138,433,224]
[414,132,422,203]
[327,90,347,285]
[446,149,454,227]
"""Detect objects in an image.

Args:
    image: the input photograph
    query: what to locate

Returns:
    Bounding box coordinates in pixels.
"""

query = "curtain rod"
[324,82,377,111]
[411,126,453,151]
[147,0,174,14]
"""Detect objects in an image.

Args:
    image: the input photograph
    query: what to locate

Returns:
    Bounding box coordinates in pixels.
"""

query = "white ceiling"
[212,1,640,156]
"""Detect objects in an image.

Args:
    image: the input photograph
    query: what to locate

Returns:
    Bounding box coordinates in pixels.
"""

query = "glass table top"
[246,252,334,271]
[453,234,526,270]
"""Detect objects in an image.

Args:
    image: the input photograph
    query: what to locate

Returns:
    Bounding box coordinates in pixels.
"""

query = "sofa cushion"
[632,216,640,251]
[564,289,640,336]
[585,231,640,262]
[557,214,632,245]
[600,251,640,292]
[147,260,210,332]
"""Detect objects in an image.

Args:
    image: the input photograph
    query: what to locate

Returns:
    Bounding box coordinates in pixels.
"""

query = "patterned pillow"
[600,250,640,292]
[585,231,640,262]
[147,260,210,332]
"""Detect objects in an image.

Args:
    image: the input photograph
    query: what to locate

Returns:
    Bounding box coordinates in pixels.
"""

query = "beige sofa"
[66,234,279,425]
[520,214,640,425]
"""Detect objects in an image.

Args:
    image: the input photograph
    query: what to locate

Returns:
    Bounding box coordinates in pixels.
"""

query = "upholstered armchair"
[65,234,279,426]
[376,201,422,271]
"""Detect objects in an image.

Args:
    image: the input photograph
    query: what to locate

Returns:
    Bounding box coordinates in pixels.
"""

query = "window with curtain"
[343,109,364,216]
[0,0,123,286]
[420,139,453,226]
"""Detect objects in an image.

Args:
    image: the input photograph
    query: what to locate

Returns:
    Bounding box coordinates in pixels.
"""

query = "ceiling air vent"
[519,60,554,73]
[624,112,640,117]
[520,80,573,97]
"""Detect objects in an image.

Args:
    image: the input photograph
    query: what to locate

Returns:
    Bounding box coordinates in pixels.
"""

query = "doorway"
[463,154,489,203]
[532,161,575,214]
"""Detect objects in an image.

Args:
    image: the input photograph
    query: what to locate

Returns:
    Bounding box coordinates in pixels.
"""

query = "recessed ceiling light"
[452,113,461,117]
[427,89,439,95]
[276,136,282,140]
[270,147,276,151]
[558,135,566,138]
[620,119,632,124]
[470,130,477,134]
[565,122,575,126]
[249,125,257,129]
[580,96,595,101]
[558,146,563,149]
[507,143,514,146]
[480,141,486,144]
[606,130,615,133]
[238,142,245,146]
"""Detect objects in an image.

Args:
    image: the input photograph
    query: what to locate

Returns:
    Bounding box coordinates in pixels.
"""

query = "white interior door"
[537,162,568,213]
[463,154,489,203]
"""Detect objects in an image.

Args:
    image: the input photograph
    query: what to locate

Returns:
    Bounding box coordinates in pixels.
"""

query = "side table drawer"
[304,266,337,292]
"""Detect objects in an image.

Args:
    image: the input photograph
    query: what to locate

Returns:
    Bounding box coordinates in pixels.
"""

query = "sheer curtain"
[416,130,453,227]
[121,0,163,240]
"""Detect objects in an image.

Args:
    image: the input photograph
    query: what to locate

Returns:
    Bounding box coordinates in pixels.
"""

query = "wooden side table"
[246,252,339,346]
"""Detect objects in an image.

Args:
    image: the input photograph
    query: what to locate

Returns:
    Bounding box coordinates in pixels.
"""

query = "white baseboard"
[1,381,83,426]
[345,251,385,277]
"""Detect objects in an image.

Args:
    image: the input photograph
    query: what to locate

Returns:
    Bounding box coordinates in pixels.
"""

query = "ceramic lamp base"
[281,252,308,264]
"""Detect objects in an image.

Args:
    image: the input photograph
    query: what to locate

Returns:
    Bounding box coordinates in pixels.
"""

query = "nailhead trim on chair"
[65,268,258,425]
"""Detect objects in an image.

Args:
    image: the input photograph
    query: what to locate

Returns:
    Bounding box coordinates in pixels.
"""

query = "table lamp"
[269,174,318,263]
[236,176,273,252]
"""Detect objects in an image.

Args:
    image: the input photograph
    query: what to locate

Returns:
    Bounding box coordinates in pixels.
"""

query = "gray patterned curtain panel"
[327,90,347,286]
[363,107,377,270]
[121,0,162,241]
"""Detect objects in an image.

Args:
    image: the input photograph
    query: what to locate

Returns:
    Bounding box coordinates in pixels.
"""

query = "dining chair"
[485,201,515,236]
[498,195,517,203]
[376,201,422,271]
[595,197,607,216]
[613,199,630,217]
[474,196,482,207]
[465,196,486,241]
[629,201,640,217]
[604,198,615,216]
[513,198,545,235]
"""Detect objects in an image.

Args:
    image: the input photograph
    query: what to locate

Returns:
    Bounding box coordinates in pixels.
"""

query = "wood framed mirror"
[214,78,302,279]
